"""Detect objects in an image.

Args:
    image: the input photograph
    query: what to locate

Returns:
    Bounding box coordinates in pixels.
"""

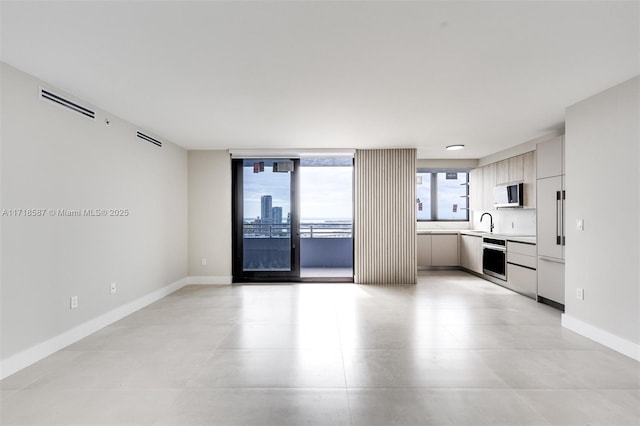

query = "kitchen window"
[416,170,469,221]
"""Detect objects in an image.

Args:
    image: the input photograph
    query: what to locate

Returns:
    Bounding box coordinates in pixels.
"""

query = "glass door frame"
[232,158,301,282]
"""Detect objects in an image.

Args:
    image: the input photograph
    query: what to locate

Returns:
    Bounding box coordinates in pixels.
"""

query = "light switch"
[576,219,584,231]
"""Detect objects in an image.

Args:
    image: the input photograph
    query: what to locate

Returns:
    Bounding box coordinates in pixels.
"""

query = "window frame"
[416,168,470,222]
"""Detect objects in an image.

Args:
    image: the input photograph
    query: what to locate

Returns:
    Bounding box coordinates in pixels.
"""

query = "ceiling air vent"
[39,87,96,120]
[136,131,162,147]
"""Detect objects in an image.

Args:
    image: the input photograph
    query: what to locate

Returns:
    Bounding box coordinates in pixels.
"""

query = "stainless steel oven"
[483,236,507,280]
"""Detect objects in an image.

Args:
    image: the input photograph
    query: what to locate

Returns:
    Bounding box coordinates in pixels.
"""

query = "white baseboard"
[0,277,188,380]
[187,275,232,285]
[562,314,640,361]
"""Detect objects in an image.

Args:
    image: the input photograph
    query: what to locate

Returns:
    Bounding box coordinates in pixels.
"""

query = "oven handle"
[483,243,506,252]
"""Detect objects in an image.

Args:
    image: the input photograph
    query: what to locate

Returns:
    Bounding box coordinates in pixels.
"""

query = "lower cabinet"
[417,234,432,267]
[537,257,565,305]
[417,233,459,268]
[507,263,537,299]
[506,241,537,299]
[432,234,459,266]
[460,234,483,274]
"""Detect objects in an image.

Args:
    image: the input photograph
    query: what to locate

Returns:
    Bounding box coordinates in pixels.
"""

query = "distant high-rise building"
[272,207,282,224]
[261,195,272,222]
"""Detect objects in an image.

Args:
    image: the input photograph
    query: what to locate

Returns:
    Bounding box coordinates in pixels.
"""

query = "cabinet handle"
[556,191,562,245]
[561,190,566,246]
[539,256,564,264]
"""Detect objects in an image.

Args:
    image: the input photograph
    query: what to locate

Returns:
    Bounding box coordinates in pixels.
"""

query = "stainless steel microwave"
[494,183,524,208]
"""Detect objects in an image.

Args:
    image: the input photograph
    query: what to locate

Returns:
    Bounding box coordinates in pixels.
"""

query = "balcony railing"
[242,222,353,269]
[243,222,352,238]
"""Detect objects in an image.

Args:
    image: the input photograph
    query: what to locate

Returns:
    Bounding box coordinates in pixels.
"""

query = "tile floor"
[1,270,639,425]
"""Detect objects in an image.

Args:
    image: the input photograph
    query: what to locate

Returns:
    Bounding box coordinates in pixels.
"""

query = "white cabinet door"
[537,176,564,260]
[482,163,496,211]
[460,234,482,273]
[495,159,510,185]
[417,234,432,267]
[432,234,459,266]
[509,154,524,183]
[507,263,537,299]
[537,257,565,304]
[523,151,536,208]
[537,136,564,179]
[460,235,473,270]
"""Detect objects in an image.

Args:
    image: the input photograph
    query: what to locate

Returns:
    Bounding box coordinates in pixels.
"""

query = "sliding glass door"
[232,159,300,281]
[232,156,353,283]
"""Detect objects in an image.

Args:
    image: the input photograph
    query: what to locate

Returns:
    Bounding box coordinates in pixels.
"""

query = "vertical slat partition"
[354,149,417,285]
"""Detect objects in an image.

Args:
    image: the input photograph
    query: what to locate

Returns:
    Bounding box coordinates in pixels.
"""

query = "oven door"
[483,245,506,280]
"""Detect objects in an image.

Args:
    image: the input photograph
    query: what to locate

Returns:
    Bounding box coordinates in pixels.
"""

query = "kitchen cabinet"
[506,241,537,299]
[522,151,536,208]
[536,136,565,308]
[496,155,524,186]
[495,159,510,185]
[469,168,483,211]
[537,257,565,305]
[418,233,459,268]
[482,163,496,211]
[509,155,524,183]
[432,234,459,266]
[460,234,483,274]
[417,234,432,267]
[507,264,537,299]
[537,136,564,179]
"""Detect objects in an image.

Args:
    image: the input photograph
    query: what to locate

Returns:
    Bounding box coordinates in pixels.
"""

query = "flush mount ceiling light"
[446,144,465,151]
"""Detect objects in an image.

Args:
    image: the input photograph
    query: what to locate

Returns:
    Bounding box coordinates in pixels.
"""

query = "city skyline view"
[242,164,353,222]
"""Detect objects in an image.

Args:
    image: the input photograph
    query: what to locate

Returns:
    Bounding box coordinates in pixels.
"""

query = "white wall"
[0,63,188,366]
[564,76,640,356]
[188,150,232,282]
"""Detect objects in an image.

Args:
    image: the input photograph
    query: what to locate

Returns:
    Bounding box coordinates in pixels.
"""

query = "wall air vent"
[39,87,96,120]
[136,131,162,147]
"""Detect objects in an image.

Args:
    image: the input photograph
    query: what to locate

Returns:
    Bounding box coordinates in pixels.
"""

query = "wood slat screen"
[354,148,417,285]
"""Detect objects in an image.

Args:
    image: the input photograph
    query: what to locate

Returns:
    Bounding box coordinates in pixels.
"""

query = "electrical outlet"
[577,219,584,231]
[201,258,207,266]
[511,221,515,229]
[110,282,117,294]
[576,288,584,300]
[70,296,78,309]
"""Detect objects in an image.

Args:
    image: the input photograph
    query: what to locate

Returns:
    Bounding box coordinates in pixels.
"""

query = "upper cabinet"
[495,159,510,185]
[522,151,536,209]
[469,150,536,211]
[495,155,524,185]
[536,136,564,179]
[509,155,524,183]
[482,162,496,211]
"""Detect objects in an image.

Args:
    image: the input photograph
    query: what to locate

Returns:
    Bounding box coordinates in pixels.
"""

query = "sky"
[243,165,467,222]
[243,165,353,221]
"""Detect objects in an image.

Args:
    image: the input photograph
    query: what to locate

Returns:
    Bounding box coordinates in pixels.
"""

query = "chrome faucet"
[480,212,494,233]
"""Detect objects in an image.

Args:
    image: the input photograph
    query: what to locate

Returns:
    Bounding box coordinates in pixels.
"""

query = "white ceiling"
[1,1,638,159]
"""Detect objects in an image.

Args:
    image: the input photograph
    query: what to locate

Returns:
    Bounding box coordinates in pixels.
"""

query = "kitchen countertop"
[418,229,536,244]
[416,230,461,235]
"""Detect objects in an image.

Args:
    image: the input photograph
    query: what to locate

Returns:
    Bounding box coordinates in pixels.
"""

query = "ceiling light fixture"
[446,144,465,151]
